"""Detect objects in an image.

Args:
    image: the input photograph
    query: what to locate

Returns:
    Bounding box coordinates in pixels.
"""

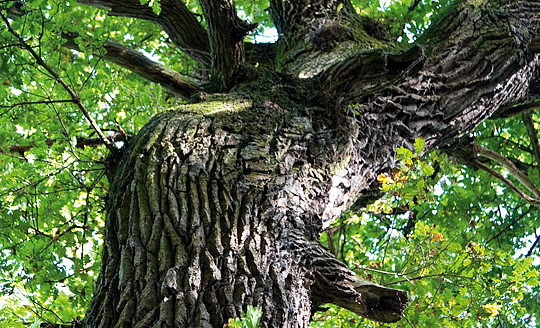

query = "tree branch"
[199,0,257,90]
[492,100,540,119]
[0,133,128,155]
[0,11,113,149]
[0,99,74,115]
[475,144,540,199]
[522,112,540,165]
[62,32,198,99]
[526,233,540,257]
[78,0,212,67]
[309,242,408,323]
[486,206,533,245]
[471,158,540,206]
[450,140,540,206]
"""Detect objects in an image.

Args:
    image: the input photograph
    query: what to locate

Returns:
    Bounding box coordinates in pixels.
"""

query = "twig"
[50,101,80,160]
[485,206,532,244]
[522,112,540,165]
[0,11,112,149]
[0,99,74,109]
[526,233,540,257]
[1,132,127,155]
[383,272,478,287]
[403,314,417,328]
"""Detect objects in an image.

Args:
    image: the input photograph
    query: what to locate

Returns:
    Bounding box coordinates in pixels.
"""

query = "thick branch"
[309,243,408,323]
[77,0,211,66]
[472,158,540,206]
[269,0,354,40]
[62,32,198,99]
[493,100,540,119]
[199,0,257,90]
[318,0,540,157]
[77,0,273,71]
[451,141,540,206]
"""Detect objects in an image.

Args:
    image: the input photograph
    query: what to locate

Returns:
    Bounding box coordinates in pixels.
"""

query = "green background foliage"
[313,136,540,327]
[1,0,539,326]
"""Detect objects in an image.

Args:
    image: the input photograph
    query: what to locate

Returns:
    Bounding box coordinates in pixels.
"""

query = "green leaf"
[414,138,425,155]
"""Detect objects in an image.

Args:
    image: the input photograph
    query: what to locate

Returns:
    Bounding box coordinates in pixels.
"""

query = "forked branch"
[452,141,540,206]
[475,144,540,200]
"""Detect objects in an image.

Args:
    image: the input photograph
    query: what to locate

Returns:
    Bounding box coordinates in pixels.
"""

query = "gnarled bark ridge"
[82,0,540,327]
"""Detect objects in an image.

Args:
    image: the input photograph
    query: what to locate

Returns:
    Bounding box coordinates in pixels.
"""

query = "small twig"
[486,206,532,244]
[0,99,74,109]
[0,11,112,149]
[50,101,80,160]
[526,233,540,257]
[522,112,540,165]
[402,314,417,328]
[1,133,127,155]
[80,55,103,92]
[383,272,479,287]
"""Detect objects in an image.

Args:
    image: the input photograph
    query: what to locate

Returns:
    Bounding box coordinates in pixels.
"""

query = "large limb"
[320,0,540,157]
[308,242,408,323]
[77,0,274,71]
[63,32,199,99]
[78,0,212,66]
[268,0,355,41]
[268,0,391,75]
[198,0,257,89]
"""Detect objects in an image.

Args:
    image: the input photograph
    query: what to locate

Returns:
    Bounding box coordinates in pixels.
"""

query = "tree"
[1,0,540,327]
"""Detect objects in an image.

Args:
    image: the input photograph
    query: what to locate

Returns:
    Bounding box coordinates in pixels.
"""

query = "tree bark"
[85,91,409,328]
[83,0,540,327]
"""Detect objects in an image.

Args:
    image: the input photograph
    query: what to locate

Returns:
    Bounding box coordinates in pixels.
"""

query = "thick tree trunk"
[85,87,408,327]
[83,0,540,327]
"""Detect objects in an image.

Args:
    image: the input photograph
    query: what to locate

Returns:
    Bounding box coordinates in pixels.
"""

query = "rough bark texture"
[87,85,408,327]
[82,0,540,327]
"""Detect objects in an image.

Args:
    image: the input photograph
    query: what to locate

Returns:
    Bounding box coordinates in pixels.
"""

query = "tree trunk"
[83,0,540,327]
[85,86,408,327]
